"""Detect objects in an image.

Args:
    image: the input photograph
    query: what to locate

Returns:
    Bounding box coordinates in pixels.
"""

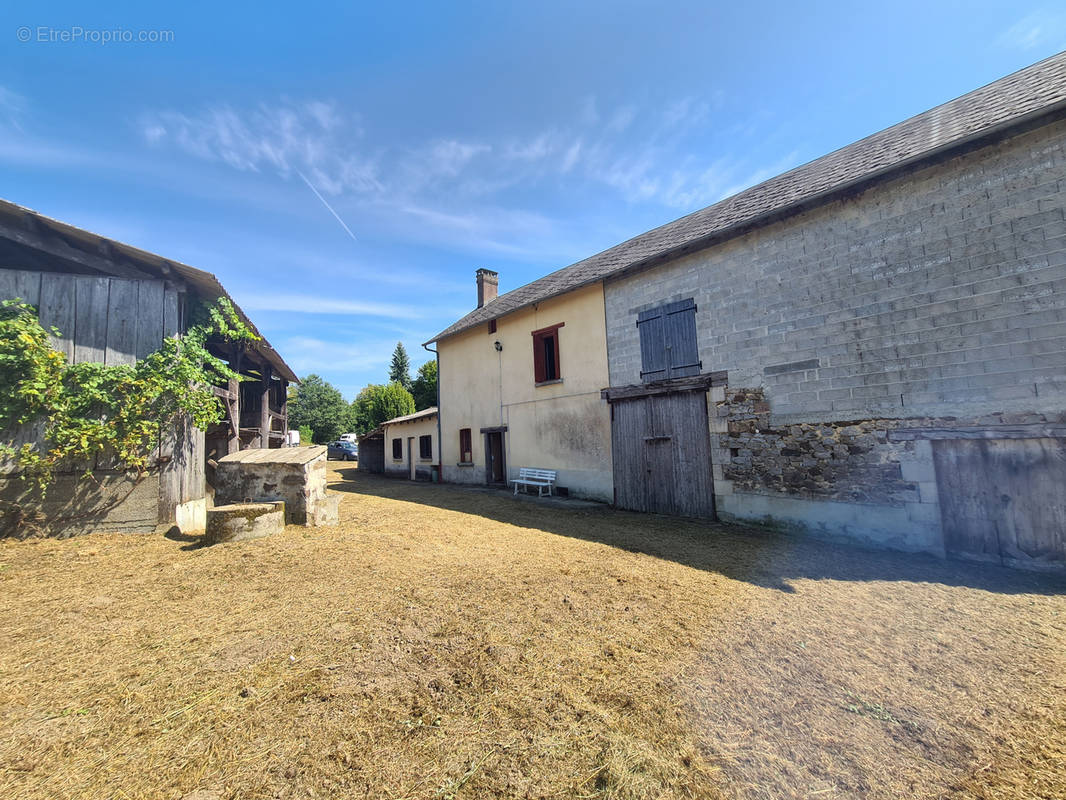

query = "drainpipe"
[423,341,441,482]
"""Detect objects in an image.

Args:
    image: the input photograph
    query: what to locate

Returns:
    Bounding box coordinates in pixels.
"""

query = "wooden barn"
[0,198,298,537]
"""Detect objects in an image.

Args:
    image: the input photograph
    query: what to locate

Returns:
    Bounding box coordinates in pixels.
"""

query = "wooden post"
[227,376,241,454]
[259,363,272,449]
[227,346,243,454]
[280,378,289,442]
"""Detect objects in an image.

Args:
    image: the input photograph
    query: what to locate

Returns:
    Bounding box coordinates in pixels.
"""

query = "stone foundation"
[710,386,1066,557]
[714,387,1066,505]
[0,470,162,538]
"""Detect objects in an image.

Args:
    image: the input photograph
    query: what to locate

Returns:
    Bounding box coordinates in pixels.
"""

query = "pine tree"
[389,342,412,390]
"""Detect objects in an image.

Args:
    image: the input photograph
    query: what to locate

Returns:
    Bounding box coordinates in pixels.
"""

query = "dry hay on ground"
[0,465,1063,799]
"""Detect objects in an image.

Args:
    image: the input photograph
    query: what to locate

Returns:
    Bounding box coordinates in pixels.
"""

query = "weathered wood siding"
[2,267,203,531]
[1,268,178,367]
[933,437,1066,570]
[610,390,716,518]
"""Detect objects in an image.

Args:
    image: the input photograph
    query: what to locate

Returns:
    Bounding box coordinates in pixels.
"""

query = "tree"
[350,384,385,434]
[288,374,351,443]
[375,381,416,423]
[349,381,415,432]
[411,359,438,410]
[389,342,412,390]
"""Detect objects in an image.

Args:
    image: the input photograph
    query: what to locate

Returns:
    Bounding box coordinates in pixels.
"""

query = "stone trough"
[211,446,339,541]
[205,501,285,543]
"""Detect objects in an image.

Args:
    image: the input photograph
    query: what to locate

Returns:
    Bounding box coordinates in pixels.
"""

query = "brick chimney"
[476,268,499,308]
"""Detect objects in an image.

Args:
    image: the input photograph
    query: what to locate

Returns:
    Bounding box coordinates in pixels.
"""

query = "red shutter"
[530,323,565,384]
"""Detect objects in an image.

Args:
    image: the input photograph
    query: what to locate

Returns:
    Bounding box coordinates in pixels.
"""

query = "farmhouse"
[0,198,297,536]
[428,272,612,500]
[430,53,1066,570]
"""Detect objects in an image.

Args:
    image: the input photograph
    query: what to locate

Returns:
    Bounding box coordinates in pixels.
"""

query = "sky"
[2,1,1065,400]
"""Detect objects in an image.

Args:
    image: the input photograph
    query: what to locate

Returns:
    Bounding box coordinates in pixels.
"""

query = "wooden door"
[486,432,505,484]
[611,390,715,518]
[933,437,1066,570]
[407,437,415,480]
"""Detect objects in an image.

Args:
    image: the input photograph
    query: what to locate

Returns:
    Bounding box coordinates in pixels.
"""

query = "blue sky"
[2,1,1065,399]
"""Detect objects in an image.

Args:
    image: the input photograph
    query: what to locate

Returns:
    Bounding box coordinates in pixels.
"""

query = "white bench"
[512,467,557,497]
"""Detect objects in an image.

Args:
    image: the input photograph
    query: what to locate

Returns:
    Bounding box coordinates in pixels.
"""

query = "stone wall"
[716,388,916,506]
[707,383,1066,555]
[715,385,1066,501]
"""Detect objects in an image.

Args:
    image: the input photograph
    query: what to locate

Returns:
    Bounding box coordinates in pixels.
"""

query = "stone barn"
[598,53,1066,570]
[0,198,297,537]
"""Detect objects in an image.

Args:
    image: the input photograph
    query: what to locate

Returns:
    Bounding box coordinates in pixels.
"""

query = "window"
[531,322,564,383]
[637,298,700,382]
[392,438,402,459]
[419,434,432,459]
[488,319,497,334]
[459,428,472,463]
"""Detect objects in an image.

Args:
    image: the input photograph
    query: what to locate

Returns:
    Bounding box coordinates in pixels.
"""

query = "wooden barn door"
[611,390,715,518]
[933,437,1066,570]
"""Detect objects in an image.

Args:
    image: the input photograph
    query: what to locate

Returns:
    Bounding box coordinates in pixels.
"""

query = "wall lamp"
[493,340,503,352]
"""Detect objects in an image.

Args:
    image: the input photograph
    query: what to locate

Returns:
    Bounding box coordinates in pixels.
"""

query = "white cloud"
[235,292,425,319]
[0,87,26,129]
[139,100,381,195]
[998,9,1066,50]
[279,334,440,398]
[280,335,398,373]
[136,92,800,251]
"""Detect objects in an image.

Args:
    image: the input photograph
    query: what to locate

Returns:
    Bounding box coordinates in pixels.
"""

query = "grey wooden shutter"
[664,299,700,377]
[637,307,668,381]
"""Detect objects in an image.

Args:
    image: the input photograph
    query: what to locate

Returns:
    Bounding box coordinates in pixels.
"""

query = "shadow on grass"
[162,525,210,551]
[328,467,1066,596]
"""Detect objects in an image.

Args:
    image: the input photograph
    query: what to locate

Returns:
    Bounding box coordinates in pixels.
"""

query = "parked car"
[327,441,358,461]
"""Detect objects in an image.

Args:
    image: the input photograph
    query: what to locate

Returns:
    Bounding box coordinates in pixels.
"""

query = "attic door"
[637,299,701,382]
[610,389,715,518]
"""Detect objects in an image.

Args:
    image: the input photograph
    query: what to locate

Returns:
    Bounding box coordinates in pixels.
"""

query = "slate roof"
[427,52,1066,345]
[382,406,438,426]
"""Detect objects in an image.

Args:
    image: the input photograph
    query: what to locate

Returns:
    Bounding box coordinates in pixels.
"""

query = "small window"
[419,434,432,459]
[488,319,497,334]
[532,322,564,383]
[459,428,472,462]
[392,438,402,459]
[637,299,700,382]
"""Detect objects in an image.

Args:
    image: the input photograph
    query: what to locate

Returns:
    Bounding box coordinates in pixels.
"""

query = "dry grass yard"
[1,465,1064,800]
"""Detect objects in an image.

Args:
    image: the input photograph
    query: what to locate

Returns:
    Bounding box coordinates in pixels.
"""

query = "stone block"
[215,446,336,526]
[205,502,285,544]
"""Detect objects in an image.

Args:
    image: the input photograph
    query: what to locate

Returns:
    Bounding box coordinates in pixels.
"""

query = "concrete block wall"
[605,118,1066,421]
[604,118,1066,554]
[0,471,163,538]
